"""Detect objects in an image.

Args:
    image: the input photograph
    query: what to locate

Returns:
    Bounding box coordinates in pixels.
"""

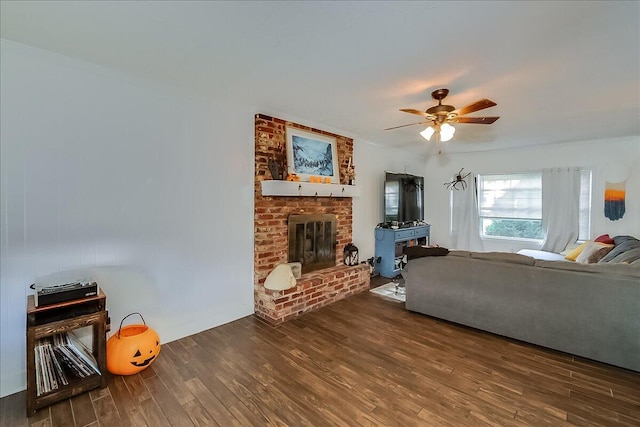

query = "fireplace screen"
[288,214,337,274]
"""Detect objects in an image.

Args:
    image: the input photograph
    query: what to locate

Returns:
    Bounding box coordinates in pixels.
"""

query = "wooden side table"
[26,289,108,416]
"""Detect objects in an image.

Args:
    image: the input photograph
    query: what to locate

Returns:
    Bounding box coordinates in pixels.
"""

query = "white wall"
[423,138,640,252]
[352,140,426,261]
[0,40,256,397]
[5,37,634,399]
[0,39,418,398]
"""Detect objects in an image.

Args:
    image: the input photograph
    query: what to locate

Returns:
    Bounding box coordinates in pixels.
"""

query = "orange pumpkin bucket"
[107,312,161,375]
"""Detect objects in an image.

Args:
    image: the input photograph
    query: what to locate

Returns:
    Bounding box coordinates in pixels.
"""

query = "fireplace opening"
[288,214,337,274]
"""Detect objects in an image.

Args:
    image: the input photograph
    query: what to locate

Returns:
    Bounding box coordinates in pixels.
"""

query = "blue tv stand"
[374,224,430,278]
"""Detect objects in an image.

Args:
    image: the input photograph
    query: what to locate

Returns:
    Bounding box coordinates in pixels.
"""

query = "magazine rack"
[26,289,108,416]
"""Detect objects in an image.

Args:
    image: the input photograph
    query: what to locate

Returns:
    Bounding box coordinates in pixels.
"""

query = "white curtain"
[450,173,484,251]
[540,167,581,252]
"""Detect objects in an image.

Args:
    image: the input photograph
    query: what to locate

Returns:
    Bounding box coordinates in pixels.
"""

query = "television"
[383,172,424,225]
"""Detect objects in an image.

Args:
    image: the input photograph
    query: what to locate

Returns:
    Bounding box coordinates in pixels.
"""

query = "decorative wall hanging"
[445,168,470,190]
[604,181,626,221]
[286,126,340,183]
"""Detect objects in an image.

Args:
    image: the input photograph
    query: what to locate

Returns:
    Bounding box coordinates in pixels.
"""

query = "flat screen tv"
[384,172,424,224]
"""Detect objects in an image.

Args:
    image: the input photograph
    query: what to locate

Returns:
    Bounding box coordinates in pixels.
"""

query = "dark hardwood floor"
[2,284,639,426]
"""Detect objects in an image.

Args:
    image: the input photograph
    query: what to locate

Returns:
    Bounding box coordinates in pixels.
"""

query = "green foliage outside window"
[484,219,544,240]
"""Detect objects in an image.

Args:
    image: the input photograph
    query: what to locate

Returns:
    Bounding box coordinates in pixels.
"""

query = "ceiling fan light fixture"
[420,126,435,141]
[440,123,456,142]
[387,88,499,145]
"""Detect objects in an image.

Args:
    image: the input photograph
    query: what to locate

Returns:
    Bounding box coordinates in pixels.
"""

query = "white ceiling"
[2,1,639,155]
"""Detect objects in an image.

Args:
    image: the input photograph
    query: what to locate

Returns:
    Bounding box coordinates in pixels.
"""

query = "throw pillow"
[560,241,581,256]
[564,242,588,261]
[575,241,614,264]
[607,247,640,264]
[403,246,449,260]
[599,236,640,263]
[613,235,640,246]
[594,234,615,245]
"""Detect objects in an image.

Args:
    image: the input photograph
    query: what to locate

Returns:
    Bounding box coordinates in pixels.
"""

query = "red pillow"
[594,234,615,245]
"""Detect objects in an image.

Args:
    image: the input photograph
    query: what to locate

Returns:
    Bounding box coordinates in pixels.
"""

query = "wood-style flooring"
[2,285,639,426]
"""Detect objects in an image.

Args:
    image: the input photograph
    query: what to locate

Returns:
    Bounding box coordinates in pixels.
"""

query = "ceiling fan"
[385,88,499,142]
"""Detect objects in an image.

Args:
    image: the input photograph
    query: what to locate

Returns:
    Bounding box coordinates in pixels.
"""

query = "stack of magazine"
[34,331,100,396]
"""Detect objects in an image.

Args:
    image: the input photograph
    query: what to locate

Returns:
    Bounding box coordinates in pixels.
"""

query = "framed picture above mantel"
[286,126,340,184]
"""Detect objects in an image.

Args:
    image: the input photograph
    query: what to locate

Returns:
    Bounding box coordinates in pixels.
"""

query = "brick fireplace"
[254,114,370,325]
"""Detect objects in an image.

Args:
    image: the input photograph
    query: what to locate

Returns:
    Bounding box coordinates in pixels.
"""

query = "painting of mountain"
[291,135,335,176]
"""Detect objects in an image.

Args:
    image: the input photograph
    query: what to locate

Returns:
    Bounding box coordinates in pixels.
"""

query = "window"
[578,169,592,241]
[384,180,399,221]
[478,173,543,240]
[477,170,592,241]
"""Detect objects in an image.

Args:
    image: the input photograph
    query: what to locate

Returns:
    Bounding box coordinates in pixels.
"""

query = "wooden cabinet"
[374,225,430,278]
[26,290,108,416]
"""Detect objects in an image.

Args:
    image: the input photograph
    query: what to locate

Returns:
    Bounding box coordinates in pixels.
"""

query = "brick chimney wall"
[254,114,369,324]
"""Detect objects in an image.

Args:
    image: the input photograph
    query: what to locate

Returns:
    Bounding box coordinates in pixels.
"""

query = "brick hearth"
[254,114,370,325]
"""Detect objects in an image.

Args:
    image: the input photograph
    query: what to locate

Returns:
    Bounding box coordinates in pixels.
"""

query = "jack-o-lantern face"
[107,324,161,376]
[131,339,160,367]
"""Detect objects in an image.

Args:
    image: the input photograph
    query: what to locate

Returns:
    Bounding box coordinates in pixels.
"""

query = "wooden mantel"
[261,180,360,198]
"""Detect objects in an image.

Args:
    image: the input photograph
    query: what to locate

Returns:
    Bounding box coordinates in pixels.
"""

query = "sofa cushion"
[470,251,536,266]
[517,249,567,261]
[535,259,640,278]
[448,250,471,258]
[575,241,614,264]
[599,236,640,263]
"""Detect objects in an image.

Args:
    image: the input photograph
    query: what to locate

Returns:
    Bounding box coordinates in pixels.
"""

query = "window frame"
[578,169,592,242]
[476,169,592,242]
[477,172,544,242]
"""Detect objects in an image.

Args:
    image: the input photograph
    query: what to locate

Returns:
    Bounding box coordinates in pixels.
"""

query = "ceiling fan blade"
[449,99,497,117]
[384,121,430,131]
[399,108,436,119]
[453,116,500,124]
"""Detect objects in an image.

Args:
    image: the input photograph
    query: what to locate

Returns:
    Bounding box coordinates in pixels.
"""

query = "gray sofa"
[404,250,640,372]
